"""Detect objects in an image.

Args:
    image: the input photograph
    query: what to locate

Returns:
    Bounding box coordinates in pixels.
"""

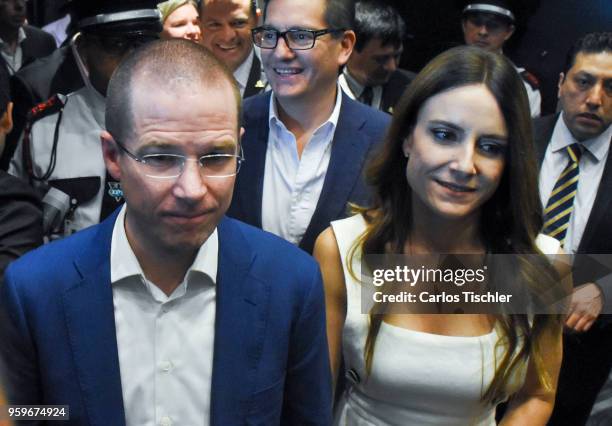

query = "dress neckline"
[381,320,498,341]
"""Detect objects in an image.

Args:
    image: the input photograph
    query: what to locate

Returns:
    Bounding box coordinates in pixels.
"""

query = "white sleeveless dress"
[330,214,560,426]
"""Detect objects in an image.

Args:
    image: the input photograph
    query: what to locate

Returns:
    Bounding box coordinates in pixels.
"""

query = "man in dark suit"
[0,0,56,76]
[228,0,390,254]
[339,0,415,114]
[0,39,332,425]
[200,0,266,98]
[535,32,612,426]
[0,59,42,278]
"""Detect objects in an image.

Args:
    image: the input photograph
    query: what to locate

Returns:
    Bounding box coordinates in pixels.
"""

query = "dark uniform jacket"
[0,169,43,279]
[2,45,83,170]
[380,69,416,114]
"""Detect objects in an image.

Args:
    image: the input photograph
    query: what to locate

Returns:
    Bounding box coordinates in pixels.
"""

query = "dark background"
[26,0,612,115]
[392,0,611,115]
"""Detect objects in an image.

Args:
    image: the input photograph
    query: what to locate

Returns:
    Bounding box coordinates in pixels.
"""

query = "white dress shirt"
[539,115,612,253]
[0,27,26,74]
[233,49,255,97]
[110,205,218,426]
[261,87,343,245]
[9,85,107,235]
[339,70,383,110]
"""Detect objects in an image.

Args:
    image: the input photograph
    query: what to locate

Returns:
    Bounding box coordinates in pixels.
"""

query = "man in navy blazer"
[227,0,390,254]
[0,39,331,425]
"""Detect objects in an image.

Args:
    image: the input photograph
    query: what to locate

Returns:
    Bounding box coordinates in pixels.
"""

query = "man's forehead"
[570,51,612,77]
[265,0,326,25]
[368,39,402,54]
[203,0,252,16]
[130,78,238,120]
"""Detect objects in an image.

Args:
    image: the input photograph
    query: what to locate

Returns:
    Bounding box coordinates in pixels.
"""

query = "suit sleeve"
[0,172,43,279]
[281,264,333,425]
[0,265,44,423]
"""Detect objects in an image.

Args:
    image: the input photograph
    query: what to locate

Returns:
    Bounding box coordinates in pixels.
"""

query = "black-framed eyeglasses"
[251,26,345,50]
[115,140,244,179]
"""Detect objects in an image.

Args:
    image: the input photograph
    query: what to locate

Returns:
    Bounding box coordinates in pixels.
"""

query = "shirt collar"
[552,114,612,163]
[268,83,343,135]
[110,205,219,288]
[17,27,26,44]
[233,49,255,94]
[342,67,367,97]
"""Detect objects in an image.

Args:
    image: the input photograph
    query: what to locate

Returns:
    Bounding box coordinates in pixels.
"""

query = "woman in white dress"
[314,46,569,425]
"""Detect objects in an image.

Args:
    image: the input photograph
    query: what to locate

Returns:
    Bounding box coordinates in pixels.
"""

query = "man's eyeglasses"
[251,27,345,50]
[115,140,244,179]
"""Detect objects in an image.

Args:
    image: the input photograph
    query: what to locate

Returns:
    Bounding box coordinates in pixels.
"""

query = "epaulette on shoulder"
[27,94,64,123]
[520,70,540,91]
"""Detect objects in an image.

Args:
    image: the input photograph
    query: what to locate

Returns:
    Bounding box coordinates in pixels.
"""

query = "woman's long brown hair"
[350,46,564,404]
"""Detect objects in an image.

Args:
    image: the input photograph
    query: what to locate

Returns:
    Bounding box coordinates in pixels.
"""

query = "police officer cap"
[67,0,162,36]
[463,0,515,23]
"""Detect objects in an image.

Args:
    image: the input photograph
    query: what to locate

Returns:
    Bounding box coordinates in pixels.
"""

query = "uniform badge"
[107,182,123,202]
[255,80,265,88]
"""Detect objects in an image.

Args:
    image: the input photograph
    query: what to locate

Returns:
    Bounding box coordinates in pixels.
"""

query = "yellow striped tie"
[542,143,582,245]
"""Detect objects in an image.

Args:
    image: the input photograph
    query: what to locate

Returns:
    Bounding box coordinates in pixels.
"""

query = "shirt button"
[160,361,173,373]
[160,416,172,426]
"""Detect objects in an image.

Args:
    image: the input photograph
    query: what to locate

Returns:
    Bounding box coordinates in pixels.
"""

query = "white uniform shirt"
[514,65,541,118]
[111,205,218,426]
[261,88,342,245]
[538,115,612,253]
[9,85,107,235]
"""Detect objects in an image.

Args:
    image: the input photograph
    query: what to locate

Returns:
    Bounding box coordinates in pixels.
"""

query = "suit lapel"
[578,133,612,252]
[210,218,268,424]
[19,27,37,67]
[301,94,369,249]
[239,94,271,227]
[535,115,612,252]
[243,55,263,99]
[380,75,396,114]
[63,213,126,426]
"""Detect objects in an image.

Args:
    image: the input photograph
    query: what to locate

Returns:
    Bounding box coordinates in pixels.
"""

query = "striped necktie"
[542,143,583,245]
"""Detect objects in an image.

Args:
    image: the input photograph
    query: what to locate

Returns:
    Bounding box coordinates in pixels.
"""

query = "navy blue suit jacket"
[228,91,390,253]
[0,212,332,425]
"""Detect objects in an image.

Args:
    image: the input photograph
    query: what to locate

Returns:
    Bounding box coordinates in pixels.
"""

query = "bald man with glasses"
[0,39,332,425]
